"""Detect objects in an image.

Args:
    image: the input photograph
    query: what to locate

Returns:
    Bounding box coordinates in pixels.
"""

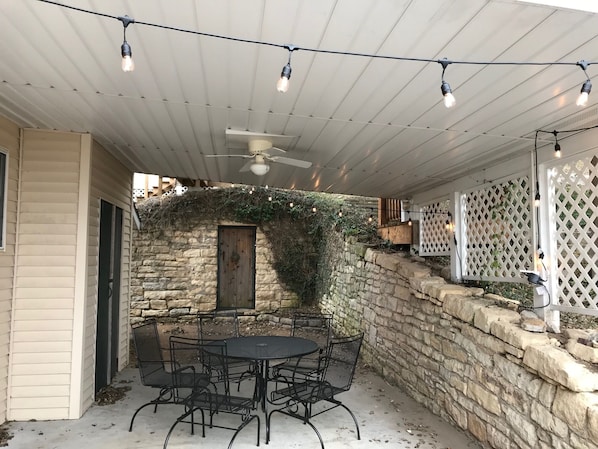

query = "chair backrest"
[169,335,231,393]
[131,320,167,385]
[322,332,363,393]
[291,312,333,350]
[197,310,239,343]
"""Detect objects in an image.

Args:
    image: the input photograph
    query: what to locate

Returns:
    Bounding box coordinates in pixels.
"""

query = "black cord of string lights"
[36,0,598,70]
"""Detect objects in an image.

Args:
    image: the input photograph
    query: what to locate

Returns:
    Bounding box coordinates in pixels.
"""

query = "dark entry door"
[217,226,256,309]
[95,200,123,392]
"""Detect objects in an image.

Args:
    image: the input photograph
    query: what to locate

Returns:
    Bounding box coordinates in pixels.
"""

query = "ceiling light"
[438,58,456,108]
[277,45,296,93]
[118,15,135,72]
[576,60,591,106]
[249,162,270,176]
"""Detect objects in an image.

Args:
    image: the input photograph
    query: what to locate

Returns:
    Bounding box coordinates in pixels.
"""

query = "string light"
[277,45,296,93]
[118,15,135,72]
[289,201,294,208]
[576,60,592,106]
[553,131,561,158]
[37,1,595,106]
[439,58,456,108]
[312,206,317,213]
[338,210,343,217]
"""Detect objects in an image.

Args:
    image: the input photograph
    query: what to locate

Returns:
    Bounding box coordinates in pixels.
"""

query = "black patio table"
[211,335,319,412]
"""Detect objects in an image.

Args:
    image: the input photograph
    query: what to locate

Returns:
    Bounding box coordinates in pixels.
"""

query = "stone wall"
[320,242,598,449]
[131,219,299,323]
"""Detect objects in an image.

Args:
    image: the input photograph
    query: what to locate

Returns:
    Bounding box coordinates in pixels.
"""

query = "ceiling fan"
[208,137,312,176]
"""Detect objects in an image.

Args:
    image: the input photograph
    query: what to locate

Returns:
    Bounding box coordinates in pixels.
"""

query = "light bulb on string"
[554,130,562,158]
[438,58,456,108]
[277,45,296,93]
[576,61,592,107]
[118,16,135,72]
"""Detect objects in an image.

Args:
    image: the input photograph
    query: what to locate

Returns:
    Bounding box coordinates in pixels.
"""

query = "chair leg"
[267,408,324,449]
[129,387,174,431]
[228,414,260,449]
[328,399,361,440]
[163,407,206,449]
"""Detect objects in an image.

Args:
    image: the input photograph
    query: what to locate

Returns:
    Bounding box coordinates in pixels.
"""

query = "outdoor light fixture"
[521,270,545,286]
[249,162,270,176]
[576,60,592,106]
[534,190,541,207]
[277,45,296,93]
[118,15,135,72]
[553,131,561,158]
[439,58,456,108]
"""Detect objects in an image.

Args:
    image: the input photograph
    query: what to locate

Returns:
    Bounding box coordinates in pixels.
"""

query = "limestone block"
[167,299,193,308]
[375,253,400,272]
[474,306,520,334]
[149,299,167,310]
[530,401,568,438]
[142,309,169,318]
[487,426,511,449]
[491,320,550,350]
[467,412,488,442]
[504,405,538,447]
[523,345,598,392]
[566,338,598,364]
[552,388,598,435]
[409,276,445,297]
[130,300,149,309]
[443,295,494,323]
[144,290,183,300]
[431,284,473,302]
[169,308,190,317]
[467,381,501,415]
[445,399,468,429]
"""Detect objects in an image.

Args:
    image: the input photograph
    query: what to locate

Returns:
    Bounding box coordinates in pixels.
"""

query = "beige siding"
[9,130,81,420]
[81,140,132,413]
[0,115,19,423]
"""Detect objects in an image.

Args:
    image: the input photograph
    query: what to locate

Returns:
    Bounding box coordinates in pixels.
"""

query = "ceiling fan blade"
[266,146,287,154]
[268,156,312,168]
[206,154,253,159]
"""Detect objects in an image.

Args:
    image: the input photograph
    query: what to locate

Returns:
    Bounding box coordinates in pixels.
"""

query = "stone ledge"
[523,344,598,392]
[490,320,550,351]
[443,295,494,323]
[473,306,520,334]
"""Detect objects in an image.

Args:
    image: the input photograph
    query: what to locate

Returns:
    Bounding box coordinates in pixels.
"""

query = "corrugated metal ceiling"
[1,0,598,198]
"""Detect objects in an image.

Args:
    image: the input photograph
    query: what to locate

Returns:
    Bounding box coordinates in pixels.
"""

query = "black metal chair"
[266,332,364,449]
[198,310,256,388]
[272,311,333,378]
[128,320,189,431]
[163,336,260,449]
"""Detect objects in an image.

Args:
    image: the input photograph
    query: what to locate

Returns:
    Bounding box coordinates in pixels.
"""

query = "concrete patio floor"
[5,366,482,449]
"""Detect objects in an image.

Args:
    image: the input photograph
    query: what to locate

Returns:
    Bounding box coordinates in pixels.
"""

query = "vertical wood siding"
[9,130,82,420]
[0,116,20,423]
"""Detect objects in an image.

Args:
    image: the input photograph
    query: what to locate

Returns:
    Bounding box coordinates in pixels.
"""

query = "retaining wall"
[320,242,598,449]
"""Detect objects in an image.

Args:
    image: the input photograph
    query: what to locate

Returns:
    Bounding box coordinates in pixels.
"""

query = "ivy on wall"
[135,186,382,304]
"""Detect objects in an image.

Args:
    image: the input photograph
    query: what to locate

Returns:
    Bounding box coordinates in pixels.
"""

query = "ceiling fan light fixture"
[249,162,270,176]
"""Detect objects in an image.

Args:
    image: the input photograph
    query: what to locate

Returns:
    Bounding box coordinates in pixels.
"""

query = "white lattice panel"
[418,200,451,256]
[550,155,598,314]
[462,176,532,281]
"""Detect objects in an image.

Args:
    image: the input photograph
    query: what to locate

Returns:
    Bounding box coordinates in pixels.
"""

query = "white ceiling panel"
[2,0,598,199]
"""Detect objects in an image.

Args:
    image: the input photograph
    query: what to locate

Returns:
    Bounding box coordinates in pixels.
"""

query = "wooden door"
[217,226,256,309]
